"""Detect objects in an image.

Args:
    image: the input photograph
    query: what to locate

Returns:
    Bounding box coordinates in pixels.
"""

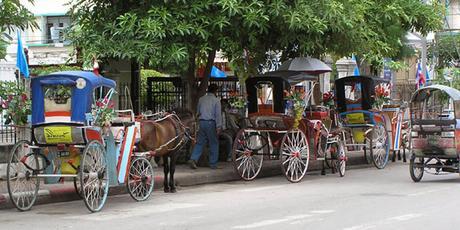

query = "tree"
[429,33,460,68]
[0,0,37,59]
[67,0,443,110]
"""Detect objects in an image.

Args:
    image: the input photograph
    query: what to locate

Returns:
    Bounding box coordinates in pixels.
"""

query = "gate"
[146,77,243,113]
[147,77,187,113]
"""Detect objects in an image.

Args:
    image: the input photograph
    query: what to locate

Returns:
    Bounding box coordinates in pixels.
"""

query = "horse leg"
[403,147,407,163]
[398,149,401,161]
[163,155,170,193]
[169,153,178,193]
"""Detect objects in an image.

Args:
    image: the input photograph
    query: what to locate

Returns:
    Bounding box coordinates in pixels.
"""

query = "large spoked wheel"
[335,140,346,177]
[127,157,154,201]
[367,123,390,169]
[280,129,309,183]
[409,154,424,182]
[7,140,40,211]
[80,140,109,212]
[232,129,268,181]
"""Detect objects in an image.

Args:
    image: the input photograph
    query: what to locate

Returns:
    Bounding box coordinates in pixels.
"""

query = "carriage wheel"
[7,140,40,211]
[409,154,424,182]
[280,129,309,183]
[127,157,154,201]
[80,140,109,212]
[367,123,389,169]
[336,140,346,177]
[232,129,267,181]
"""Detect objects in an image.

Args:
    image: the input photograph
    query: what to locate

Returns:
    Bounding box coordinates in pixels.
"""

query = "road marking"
[344,213,422,230]
[388,213,422,221]
[232,214,312,229]
[65,203,204,221]
[310,210,335,214]
[236,185,285,192]
[344,224,377,230]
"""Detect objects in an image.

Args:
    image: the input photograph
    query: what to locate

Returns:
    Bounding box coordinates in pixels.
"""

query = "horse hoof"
[170,188,177,193]
[164,188,170,193]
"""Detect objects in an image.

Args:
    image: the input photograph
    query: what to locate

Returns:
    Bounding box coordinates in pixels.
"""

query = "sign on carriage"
[44,126,72,143]
[346,112,365,124]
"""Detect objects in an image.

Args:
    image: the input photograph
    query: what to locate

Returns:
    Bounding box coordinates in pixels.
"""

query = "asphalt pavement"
[1,161,460,230]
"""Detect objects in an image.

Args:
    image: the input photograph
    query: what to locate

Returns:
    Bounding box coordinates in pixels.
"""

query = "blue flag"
[16,31,29,78]
[352,54,360,76]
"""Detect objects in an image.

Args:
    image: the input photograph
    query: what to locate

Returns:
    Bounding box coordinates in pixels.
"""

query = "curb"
[0,153,370,210]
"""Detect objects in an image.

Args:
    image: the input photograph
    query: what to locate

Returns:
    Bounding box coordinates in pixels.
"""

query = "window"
[44,85,72,116]
[46,16,71,43]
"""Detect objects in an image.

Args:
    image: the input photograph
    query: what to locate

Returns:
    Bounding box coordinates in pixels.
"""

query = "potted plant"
[92,98,115,133]
[373,83,390,110]
[322,91,334,108]
[285,89,306,129]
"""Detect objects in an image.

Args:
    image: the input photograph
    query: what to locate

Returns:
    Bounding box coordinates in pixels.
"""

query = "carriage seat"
[412,119,456,133]
[110,110,140,143]
[249,115,288,130]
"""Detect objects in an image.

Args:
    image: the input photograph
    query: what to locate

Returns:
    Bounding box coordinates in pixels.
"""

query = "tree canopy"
[69,0,443,71]
[0,0,37,59]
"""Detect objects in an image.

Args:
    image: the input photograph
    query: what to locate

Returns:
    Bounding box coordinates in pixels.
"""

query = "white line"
[310,210,335,214]
[233,214,311,229]
[388,213,422,221]
[343,224,377,230]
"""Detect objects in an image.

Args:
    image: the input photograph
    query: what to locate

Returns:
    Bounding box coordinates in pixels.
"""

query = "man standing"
[189,84,222,169]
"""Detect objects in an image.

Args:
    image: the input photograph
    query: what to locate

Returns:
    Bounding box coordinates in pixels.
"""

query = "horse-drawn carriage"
[232,71,346,183]
[336,76,388,169]
[409,85,460,182]
[6,71,154,212]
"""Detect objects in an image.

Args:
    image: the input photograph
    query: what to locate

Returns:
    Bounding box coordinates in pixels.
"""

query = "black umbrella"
[277,57,332,74]
[262,70,318,84]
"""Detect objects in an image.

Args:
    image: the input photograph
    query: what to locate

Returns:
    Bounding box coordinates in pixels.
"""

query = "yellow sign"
[44,126,72,144]
[346,113,365,124]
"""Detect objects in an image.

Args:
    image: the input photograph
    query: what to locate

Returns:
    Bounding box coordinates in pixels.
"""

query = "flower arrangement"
[228,91,246,109]
[374,83,390,109]
[322,91,334,108]
[92,98,115,128]
[0,82,31,126]
[285,89,306,128]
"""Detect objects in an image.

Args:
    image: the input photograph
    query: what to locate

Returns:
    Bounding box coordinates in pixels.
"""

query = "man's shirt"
[197,93,222,128]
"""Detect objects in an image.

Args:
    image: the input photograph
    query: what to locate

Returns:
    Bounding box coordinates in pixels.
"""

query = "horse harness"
[141,112,190,156]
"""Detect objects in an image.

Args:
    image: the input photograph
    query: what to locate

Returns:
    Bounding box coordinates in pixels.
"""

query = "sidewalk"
[0,151,369,210]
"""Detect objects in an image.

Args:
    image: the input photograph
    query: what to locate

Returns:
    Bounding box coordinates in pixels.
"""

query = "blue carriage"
[6,71,154,212]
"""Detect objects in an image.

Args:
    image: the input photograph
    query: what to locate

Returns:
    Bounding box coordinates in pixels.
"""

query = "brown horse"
[138,109,195,193]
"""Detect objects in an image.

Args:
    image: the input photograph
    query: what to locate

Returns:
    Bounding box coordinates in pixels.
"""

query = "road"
[1,162,460,230]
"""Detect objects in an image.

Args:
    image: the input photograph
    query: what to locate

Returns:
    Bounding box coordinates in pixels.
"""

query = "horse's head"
[169,107,196,141]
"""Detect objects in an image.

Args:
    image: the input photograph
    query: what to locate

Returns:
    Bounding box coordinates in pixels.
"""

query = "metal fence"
[145,77,243,113]
[146,77,187,113]
[0,113,17,146]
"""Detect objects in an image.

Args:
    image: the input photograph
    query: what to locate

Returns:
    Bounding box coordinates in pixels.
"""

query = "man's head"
[208,84,219,94]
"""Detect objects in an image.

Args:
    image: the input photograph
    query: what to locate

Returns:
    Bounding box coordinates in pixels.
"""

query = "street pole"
[421,36,427,84]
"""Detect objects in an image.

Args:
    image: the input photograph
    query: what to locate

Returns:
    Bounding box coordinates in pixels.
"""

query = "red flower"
[21,93,28,102]
[96,101,103,107]
[8,95,13,101]
[108,101,115,109]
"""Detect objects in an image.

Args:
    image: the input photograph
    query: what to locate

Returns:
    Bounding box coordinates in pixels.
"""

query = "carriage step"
[316,157,325,160]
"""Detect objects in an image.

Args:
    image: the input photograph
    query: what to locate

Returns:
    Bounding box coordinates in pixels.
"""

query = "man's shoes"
[210,165,223,170]
[188,160,198,169]
[226,157,232,162]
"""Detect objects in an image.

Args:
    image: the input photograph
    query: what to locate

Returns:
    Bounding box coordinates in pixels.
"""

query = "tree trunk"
[197,49,217,97]
[130,60,141,114]
[185,50,197,112]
